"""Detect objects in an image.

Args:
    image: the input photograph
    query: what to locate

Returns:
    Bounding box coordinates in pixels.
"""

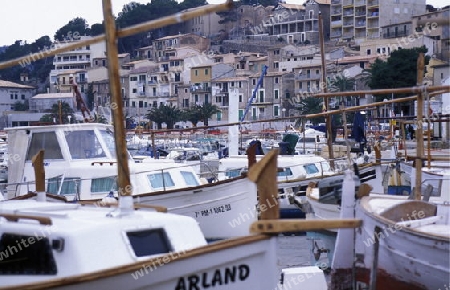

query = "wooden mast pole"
[319,12,335,169]
[414,53,425,200]
[102,0,131,198]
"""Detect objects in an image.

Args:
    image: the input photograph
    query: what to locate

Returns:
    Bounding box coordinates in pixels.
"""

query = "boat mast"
[102,0,132,199]
[414,53,425,200]
[318,12,335,169]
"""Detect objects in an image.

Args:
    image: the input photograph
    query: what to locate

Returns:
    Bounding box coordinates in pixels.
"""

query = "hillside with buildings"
[0,1,448,131]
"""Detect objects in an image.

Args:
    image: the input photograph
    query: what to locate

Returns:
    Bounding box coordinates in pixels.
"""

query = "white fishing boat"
[4,123,256,239]
[331,169,450,289]
[218,152,377,219]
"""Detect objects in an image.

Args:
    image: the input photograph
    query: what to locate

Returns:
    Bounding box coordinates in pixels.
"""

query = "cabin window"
[66,130,105,159]
[127,229,172,257]
[181,171,199,186]
[147,172,175,189]
[0,233,57,275]
[303,164,319,175]
[91,177,118,193]
[26,132,63,160]
[277,167,293,177]
[47,175,81,195]
[225,169,242,178]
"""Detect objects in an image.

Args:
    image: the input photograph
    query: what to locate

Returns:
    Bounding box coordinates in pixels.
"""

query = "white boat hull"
[306,197,340,224]
[134,177,257,239]
[12,236,279,290]
[332,195,450,289]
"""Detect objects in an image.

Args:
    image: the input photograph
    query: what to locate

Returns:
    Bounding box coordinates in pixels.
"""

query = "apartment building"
[412,8,450,62]
[267,1,331,45]
[49,36,106,91]
[152,33,210,61]
[360,10,448,60]
[190,63,235,106]
[91,53,130,68]
[246,71,295,122]
[212,76,249,123]
[330,0,425,44]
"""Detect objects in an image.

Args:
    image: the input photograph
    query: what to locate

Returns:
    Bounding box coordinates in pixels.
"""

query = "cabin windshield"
[99,129,117,159]
[66,130,107,159]
[26,132,63,160]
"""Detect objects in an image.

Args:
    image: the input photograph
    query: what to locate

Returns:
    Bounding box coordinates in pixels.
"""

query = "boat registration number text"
[195,204,232,218]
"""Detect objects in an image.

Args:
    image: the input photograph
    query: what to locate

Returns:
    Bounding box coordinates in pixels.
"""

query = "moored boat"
[4,123,257,239]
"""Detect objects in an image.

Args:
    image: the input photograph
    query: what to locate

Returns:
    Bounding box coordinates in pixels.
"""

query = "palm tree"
[160,104,182,129]
[197,103,220,127]
[183,106,202,127]
[146,104,182,129]
[328,75,355,94]
[39,101,75,124]
[145,105,165,129]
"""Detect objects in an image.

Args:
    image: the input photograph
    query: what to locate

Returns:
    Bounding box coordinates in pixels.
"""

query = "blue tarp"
[351,112,366,143]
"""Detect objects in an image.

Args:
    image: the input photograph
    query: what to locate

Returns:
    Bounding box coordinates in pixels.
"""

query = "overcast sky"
[0,0,448,46]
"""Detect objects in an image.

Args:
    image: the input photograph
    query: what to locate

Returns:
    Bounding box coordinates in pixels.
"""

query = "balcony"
[343,0,353,7]
[253,97,274,105]
[355,20,366,27]
[295,74,321,81]
[354,0,366,6]
[331,31,343,38]
[383,30,408,39]
[343,8,354,16]
[331,20,343,27]
[343,20,354,27]
[343,32,354,39]
[367,0,378,6]
[190,85,212,93]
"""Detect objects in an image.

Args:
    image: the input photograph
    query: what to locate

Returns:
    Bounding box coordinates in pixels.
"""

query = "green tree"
[146,104,182,129]
[183,106,202,127]
[197,103,220,127]
[39,101,75,124]
[13,100,29,111]
[294,97,324,125]
[365,46,430,102]
[90,23,105,36]
[54,18,90,41]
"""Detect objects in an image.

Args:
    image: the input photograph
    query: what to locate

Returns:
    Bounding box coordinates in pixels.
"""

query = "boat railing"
[4,161,225,198]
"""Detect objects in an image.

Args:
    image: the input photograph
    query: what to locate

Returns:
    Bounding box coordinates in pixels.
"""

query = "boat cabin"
[5,124,202,200]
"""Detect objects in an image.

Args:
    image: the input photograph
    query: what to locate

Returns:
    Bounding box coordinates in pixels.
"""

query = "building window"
[367,49,371,55]
[274,105,279,117]
[239,81,242,88]
[275,77,279,84]
[274,89,279,99]
[194,70,198,76]
[239,94,243,102]
[252,79,256,86]
[132,88,137,93]
[259,90,264,102]
[205,68,209,75]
